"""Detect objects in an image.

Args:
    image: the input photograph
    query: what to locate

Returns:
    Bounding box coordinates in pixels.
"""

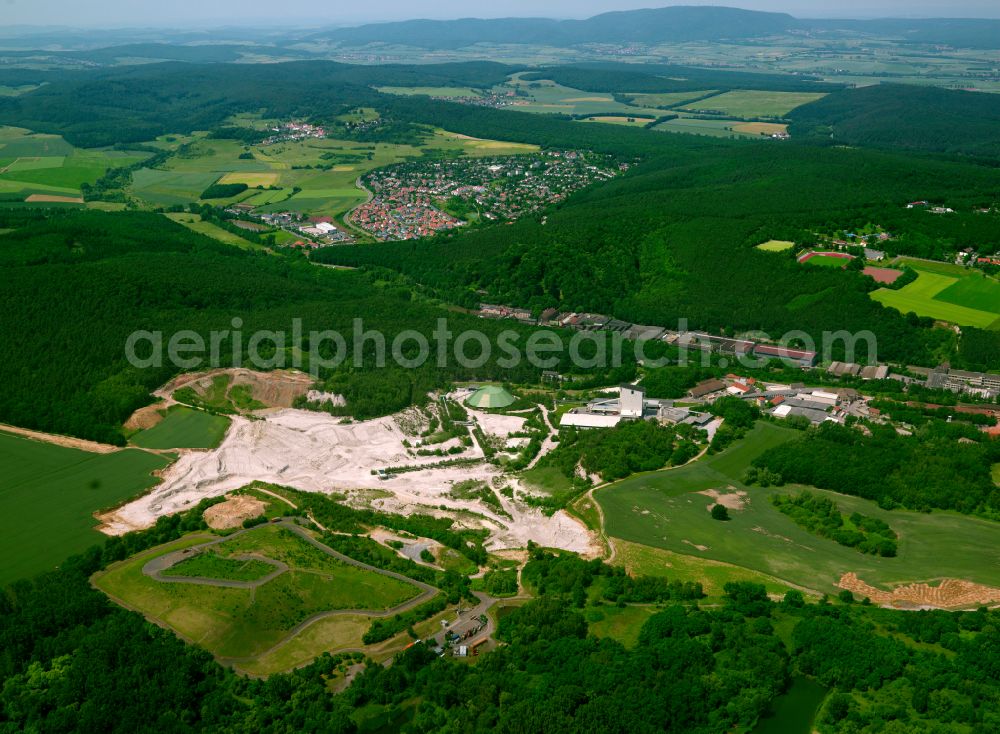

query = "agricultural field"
[0,127,150,200]
[162,213,263,250]
[680,90,827,118]
[130,168,220,206]
[130,406,231,450]
[871,260,1000,328]
[580,116,655,127]
[217,171,281,187]
[624,91,718,109]
[93,524,425,665]
[596,422,1000,597]
[499,73,653,117]
[141,127,537,221]
[732,122,788,136]
[0,431,168,585]
[756,239,795,252]
[652,114,764,139]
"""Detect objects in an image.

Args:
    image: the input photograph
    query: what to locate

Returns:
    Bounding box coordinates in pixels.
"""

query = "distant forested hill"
[788,84,1000,159]
[811,18,1000,50]
[0,61,517,147]
[311,7,798,48]
[308,7,1000,50]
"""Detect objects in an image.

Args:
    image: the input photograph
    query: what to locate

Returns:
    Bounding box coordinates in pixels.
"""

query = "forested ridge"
[5,510,1000,733]
[752,421,1000,517]
[789,84,1000,160]
[317,135,1000,366]
[0,210,624,443]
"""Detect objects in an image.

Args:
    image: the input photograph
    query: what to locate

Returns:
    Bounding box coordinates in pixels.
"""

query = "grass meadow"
[94,525,422,662]
[130,405,231,450]
[595,422,1000,595]
[681,90,827,118]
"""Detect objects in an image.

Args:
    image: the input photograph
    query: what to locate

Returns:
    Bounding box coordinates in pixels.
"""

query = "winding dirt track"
[0,422,121,453]
[140,519,440,665]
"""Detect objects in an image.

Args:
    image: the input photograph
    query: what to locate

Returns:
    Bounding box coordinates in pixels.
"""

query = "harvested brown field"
[25,194,84,203]
[863,266,904,285]
[732,122,788,136]
[838,572,1000,609]
[203,493,267,529]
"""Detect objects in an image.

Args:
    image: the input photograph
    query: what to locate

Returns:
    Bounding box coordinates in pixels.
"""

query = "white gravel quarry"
[104,408,596,555]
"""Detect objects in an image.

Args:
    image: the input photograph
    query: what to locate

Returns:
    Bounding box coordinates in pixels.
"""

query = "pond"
[752,676,828,734]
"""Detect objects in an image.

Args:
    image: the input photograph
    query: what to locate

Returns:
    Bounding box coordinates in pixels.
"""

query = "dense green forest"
[789,84,1000,159]
[770,491,899,557]
[0,61,515,147]
[753,421,1000,517]
[317,133,999,366]
[6,507,1000,733]
[0,210,618,443]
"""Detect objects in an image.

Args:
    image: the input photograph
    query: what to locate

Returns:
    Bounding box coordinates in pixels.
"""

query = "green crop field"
[4,156,65,171]
[652,115,761,138]
[94,524,424,664]
[934,273,1000,313]
[130,168,220,205]
[580,116,655,127]
[871,263,1000,328]
[0,431,169,585]
[500,74,653,117]
[130,405,231,450]
[681,90,827,118]
[0,131,148,196]
[596,423,1000,595]
[0,129,74,157]
[162,213,264,250]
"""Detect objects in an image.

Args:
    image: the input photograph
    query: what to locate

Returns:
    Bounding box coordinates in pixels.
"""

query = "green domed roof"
[465,385,515,409]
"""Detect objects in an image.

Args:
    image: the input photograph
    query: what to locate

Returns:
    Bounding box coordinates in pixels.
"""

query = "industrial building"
[559,386,664,429]
[926,366,1000,399]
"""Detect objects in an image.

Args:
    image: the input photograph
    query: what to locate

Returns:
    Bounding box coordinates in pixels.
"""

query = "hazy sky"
[5,0,1000,28]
